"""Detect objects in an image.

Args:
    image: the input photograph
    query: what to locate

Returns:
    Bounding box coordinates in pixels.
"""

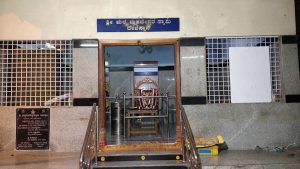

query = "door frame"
[98,39,182,153]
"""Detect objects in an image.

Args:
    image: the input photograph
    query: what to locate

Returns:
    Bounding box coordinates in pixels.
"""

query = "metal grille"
[0,40,73,106]
[206,36,281,103]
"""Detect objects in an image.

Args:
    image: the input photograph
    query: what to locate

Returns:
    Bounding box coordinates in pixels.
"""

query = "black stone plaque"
[16,108,50,150]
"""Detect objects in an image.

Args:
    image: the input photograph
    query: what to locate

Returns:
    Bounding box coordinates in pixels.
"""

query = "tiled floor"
[0,150,299,169]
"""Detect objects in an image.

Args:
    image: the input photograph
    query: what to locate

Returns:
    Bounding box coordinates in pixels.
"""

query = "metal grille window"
[206,36,281,103]
[0,40,73,106]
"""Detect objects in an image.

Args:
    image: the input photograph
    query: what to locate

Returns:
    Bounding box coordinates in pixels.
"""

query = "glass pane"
[104,45,176,145]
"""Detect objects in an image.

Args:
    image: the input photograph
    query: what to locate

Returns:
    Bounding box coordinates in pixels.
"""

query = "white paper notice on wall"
[229,47,272,103]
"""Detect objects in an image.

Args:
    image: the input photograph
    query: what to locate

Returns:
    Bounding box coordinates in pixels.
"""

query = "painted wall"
[0,0,296,39]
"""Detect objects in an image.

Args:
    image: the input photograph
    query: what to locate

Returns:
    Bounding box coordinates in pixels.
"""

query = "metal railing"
[181,105,202,169]
[79,103,98,169]
[78,103,200,169]
[106,93,175,138]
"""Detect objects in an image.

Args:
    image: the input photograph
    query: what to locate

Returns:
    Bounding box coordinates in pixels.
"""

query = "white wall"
[0,0,296,40]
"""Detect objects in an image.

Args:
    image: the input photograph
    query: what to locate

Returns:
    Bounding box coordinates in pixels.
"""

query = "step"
[97,153,183,162]
[93,160,189,169]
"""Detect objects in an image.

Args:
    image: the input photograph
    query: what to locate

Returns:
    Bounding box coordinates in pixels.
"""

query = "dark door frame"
[98,39,182,153]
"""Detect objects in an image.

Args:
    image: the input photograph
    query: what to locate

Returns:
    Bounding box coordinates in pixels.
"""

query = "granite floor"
[0,150,299,169]
[0,151,79,169]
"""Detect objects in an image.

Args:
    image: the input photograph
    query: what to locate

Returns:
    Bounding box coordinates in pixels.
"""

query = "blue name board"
[97,18,179,32]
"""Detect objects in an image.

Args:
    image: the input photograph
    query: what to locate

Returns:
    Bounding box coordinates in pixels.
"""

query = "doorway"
[98,40,181,152]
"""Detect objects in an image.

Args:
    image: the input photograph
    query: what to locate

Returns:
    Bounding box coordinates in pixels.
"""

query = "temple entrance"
[98,40,182,151]
[80,39,201,168]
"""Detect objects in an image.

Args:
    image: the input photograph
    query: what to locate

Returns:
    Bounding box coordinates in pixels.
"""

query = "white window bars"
[0,40,73,106]
[206,36,281,103]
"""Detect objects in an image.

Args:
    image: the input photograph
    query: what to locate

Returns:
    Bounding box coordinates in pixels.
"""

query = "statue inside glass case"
[126,61,159,137]
[105,45,176,146]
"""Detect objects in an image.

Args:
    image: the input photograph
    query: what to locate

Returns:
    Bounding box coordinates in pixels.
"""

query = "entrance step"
[97,153,183,162]
[94,153,188,169]
[93,160,188,169]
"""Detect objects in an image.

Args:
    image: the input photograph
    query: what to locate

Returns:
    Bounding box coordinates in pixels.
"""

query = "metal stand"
[106,93,172,139]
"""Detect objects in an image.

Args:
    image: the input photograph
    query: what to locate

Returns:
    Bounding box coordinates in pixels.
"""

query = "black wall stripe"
[286,95,300,103]
[73,98,98,106]
[73,39,99,48]
[158,66,174,71]
[109,67,133,72]
[181,96,207,105]
[109,66,174,72]
[134,72,158,76]
[180,37,205,46]
[282,35,297,44]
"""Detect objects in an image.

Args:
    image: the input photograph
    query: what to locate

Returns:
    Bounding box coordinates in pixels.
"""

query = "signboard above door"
[97,18,179,32]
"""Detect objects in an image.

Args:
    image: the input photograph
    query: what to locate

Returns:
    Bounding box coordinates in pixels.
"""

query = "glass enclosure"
[104,45,176,145]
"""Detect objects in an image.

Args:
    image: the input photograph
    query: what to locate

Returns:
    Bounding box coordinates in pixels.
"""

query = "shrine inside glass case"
[104,45,177,145]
